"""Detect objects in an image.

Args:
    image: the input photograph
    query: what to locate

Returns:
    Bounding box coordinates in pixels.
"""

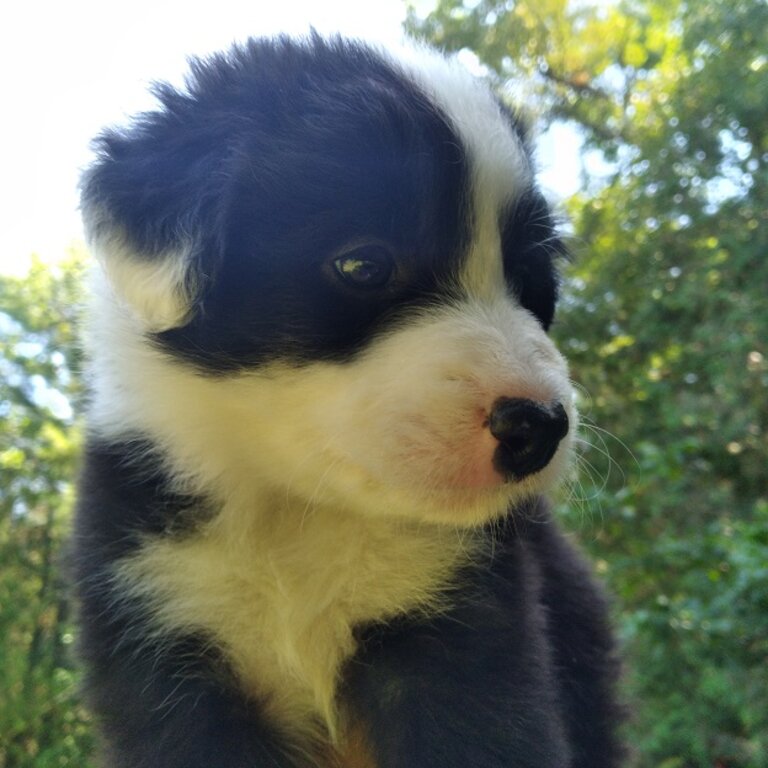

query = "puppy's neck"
[116,485,480,742]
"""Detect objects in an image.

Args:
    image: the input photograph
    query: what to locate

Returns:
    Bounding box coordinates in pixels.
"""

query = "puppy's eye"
[333,245,394,289]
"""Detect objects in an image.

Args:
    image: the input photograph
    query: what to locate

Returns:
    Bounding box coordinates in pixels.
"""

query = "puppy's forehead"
[216,41,531,286]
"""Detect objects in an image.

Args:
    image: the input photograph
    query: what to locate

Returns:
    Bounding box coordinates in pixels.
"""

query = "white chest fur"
[116,491,475,740]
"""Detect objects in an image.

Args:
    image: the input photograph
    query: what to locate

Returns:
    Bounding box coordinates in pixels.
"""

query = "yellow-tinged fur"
[116,488,480,744]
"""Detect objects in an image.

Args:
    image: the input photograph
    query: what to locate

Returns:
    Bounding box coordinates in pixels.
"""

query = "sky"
[0,0,581,276]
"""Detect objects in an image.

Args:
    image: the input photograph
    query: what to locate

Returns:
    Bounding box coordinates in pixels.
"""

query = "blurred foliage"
[409,0,768,765]
[2,2,767,765]
[0,251,94,767]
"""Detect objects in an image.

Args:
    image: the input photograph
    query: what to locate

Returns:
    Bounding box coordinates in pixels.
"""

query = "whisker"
[579,419,638,467]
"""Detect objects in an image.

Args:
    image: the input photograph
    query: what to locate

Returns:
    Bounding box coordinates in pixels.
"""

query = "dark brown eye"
[333,245,395,289]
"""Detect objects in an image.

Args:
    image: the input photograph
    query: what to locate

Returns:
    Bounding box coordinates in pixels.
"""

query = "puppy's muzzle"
[489,398,569,481]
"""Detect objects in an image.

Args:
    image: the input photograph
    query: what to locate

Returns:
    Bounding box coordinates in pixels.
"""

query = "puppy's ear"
[82,221,195,332]
[81,87,228,331]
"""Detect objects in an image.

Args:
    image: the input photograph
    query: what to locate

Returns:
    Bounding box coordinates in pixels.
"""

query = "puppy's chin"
[297,434,572,528]
[208,413,571,527]
[327,480,540,529]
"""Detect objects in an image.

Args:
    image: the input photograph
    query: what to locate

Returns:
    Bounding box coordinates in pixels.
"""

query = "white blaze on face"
[391,43,533,301]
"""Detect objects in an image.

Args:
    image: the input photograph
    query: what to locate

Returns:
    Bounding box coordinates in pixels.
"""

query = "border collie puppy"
[74,34,622,768]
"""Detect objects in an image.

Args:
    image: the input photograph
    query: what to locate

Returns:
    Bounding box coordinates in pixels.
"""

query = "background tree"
[0,252,94,768]
[409,0,768,765]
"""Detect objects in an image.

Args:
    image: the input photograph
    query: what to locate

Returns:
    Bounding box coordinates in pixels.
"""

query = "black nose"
[489,397,569,481]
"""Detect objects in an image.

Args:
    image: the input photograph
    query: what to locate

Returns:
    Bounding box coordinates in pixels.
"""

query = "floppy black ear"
[80,81,231,331]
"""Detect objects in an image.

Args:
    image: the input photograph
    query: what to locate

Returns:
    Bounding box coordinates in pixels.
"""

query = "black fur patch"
[501,189,565,330]
[344,502,623,767]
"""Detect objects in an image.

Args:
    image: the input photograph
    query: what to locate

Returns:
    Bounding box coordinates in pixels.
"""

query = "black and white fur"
[73,34,623,768]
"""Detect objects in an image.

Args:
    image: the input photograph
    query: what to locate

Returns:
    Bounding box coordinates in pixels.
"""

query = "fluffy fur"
[73,34,623,767]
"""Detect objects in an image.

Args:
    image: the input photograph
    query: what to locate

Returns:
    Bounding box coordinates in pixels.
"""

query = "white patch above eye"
[389,43,534,301]
[391,43,531,202]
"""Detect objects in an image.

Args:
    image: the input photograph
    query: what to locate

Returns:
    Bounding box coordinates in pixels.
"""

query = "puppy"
[73,34,623,768]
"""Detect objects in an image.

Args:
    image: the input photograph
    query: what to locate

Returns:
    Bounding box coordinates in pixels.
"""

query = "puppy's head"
[82,35,574,526]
